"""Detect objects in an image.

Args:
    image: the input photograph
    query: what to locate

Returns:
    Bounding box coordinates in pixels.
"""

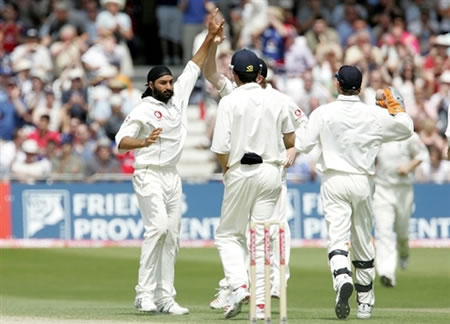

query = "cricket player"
[295,66,414,319]
[211,48,296,319]
[204,42,306,316]
[373,115,428,287]
[115,9,223,315]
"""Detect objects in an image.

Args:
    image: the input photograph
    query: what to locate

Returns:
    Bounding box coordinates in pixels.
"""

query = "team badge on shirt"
[295,109,303,117]
[154,111,162,119]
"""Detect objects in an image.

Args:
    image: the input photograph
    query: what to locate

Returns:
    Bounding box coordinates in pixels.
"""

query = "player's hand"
[284,147,297,168]
[397,165,409,176]
[208,8,225,37]
[142,128,162,147]
[377,87,405,114]
[213,25,225,44]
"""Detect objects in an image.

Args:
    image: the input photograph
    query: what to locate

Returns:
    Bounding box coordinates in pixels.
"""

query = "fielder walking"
[210,49,296,319]
[373,125,428,287]
[295,66,414,319]
[115,9,223,315]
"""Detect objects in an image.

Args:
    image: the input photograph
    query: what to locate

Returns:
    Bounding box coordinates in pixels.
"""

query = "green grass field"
[1,247,449,323]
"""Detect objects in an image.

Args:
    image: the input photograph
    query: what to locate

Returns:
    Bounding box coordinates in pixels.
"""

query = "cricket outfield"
[1,247,449,323]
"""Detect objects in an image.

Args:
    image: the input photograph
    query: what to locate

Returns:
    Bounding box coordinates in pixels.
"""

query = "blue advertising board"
[8,182,450,243]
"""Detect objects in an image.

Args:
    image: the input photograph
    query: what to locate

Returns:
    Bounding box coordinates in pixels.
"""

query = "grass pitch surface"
[1,247,449,323]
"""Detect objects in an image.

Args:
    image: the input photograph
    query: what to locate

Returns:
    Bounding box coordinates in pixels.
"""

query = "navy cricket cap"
[335,65,362,90]
[231,49,261,74]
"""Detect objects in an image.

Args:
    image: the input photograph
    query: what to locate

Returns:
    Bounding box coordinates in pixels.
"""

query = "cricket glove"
[382,87,405,114]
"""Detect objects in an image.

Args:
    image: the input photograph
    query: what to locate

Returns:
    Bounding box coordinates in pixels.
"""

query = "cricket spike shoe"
[157,300,189,315]
[210,279,231,310]
[135,297,157,312]
[224,285,250,319]
[357,303,373,319]
[335,281,353,319]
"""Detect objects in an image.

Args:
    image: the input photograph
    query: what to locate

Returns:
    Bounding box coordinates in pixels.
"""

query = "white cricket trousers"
[215,163,282,303]
[373,183,413,284]
[321,171,376,306]
[132,165,182,306]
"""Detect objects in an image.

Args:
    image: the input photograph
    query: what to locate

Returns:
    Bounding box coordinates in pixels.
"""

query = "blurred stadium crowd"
[0,0,449,183]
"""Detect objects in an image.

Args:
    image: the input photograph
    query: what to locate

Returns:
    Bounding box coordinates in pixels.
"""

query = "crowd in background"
[0,0,449,184]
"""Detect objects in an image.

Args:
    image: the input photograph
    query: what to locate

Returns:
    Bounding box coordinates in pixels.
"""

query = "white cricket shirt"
[211,82,295,168]
[115,61,201,168]
[218,76,308,129]
[375,132,429,185]
[295,95,414,175]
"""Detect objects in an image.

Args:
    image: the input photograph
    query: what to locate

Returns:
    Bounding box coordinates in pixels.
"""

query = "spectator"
[50,24,87,77]
[73,123,97,161]
[81,30,133,77]
[362,70,385,106]
[156,0,182,65]
[0,80,28,140]
[104,94,125,141]
[97,0,133,42]
[32,86,62,131]
[305,16,340,55]
[12,59,32,95]
[116,74,141,111]
[10,28,53,74]
[24,69,48,116]
[0,127,27,179]
[11,138,51,183]
[419,119,448,156]
[28,114,60,152]
[237,0,268,49]
[97,0,135,58]
[51,135,85,179]
[257,6,291,67]
[61,68,88,124]
[85,137,121,179]
[392,59,422,109]
[40,0,87,46]
[427,70,450,121]
[417,145,450,183]
[81,0,100,45]
[423,34,450,84]
[0,2,24,54]
[297,0,331,32]
[408,86,435,126]
[284,32,316,76]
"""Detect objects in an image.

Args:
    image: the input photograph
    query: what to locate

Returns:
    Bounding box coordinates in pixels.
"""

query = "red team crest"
[154,111,162,119]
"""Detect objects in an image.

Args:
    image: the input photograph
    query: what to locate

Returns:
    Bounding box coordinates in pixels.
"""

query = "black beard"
[153,87,173,103]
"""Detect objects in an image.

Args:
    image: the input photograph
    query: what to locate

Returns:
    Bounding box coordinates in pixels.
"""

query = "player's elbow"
[283,132,295,149]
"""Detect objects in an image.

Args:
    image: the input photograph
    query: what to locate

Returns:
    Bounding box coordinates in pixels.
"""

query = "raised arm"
[204,31,228,91]
[191,8,224,70]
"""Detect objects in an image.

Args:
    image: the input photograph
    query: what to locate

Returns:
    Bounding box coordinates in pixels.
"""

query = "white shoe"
[210,280,231,310]
[256,304,265,320]
[135,297,157,312]
[335,281,353,319]
[357,303,373,319]
[224,285,250,319]
[158,300,189,315]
